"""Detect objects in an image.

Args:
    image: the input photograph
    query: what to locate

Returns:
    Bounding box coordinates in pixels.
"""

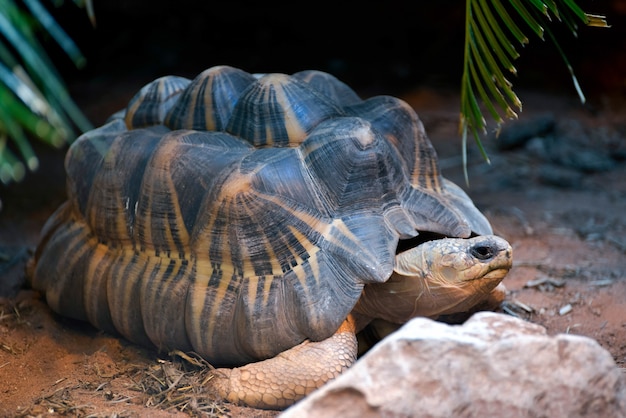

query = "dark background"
[47,0,625,115]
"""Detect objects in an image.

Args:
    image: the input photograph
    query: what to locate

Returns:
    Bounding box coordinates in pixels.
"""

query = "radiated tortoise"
[27,65,513,410]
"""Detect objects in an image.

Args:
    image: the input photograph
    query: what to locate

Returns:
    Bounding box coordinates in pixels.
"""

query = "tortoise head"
[354,235,512,323]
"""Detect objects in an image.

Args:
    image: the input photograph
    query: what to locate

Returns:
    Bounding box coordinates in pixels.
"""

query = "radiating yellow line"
[45,221,92,316]
[287,226,319,289]
[151,134,191,251]
[83,239,113,327]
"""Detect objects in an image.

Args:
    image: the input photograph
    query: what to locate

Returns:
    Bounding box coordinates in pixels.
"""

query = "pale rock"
[281,312,626,418]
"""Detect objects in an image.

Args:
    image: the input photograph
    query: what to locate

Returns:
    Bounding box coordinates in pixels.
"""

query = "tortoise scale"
[27,65,512,409]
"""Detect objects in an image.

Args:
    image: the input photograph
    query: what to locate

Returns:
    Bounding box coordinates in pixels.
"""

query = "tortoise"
[27,65,512,410]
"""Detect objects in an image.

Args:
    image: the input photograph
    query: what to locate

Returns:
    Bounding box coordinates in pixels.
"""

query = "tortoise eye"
[470,244,495,260]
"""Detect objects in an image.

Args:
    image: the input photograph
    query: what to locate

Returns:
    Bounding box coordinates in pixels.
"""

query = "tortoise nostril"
[470,244,495,260]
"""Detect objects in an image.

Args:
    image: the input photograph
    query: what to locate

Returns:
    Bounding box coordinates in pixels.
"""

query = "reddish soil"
[0,84,624,417]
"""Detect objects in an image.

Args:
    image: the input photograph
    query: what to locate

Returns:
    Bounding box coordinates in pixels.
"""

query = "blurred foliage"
[0,0,93,185]
[460,0,608,178]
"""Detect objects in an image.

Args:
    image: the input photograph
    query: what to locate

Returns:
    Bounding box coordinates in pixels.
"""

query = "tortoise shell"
[28,65,491,366]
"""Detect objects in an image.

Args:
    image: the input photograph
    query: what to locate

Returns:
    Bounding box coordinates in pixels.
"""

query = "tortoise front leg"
[209,315,357,410]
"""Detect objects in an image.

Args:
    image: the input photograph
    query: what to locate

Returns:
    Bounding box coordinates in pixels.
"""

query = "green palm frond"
[0,0,93,184]
[460,0,608,178]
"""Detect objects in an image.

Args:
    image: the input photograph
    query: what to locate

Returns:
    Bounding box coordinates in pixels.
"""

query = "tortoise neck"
[352,271,430,324]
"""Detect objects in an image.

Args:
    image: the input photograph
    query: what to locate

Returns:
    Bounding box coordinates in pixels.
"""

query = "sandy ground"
[0,85,624,417]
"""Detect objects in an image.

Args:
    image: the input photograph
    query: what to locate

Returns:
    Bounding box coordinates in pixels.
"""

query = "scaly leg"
[209,315,357,410]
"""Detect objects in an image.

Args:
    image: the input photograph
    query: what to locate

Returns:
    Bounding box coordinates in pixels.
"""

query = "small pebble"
[589,279,614,287]
[559,304,572,316]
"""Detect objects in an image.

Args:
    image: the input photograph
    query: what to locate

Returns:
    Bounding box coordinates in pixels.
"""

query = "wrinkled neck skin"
[352,235,512,325]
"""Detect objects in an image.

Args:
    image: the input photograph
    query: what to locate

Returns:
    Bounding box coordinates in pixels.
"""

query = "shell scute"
[301,117,407,217]
[242,148,329,216]
[165,65,257,131]
[226,73,344,147]
[293,70,361,106]
[347,95,441,191]
[125,75,191,129]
